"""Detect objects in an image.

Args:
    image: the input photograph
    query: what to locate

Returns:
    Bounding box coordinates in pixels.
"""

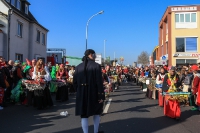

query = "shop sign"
[191,54,200,57]
[171,7,197,11]
[173,53,200,57]
[154,60,167,66]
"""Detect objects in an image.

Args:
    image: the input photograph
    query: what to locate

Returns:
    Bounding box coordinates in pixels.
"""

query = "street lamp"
[104,39,106,65]
[85,10,104,50]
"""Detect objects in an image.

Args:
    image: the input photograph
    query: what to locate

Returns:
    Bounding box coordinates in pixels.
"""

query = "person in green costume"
[50,66,57,92]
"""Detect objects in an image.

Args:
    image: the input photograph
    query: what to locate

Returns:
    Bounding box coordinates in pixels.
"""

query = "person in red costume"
[123,67,128,74]
[56,64,69,80]
[190,65,200,111]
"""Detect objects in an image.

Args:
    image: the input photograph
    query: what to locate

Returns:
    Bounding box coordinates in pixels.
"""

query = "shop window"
[176,59,197,66]
[186,59,197,64]
[176,59,185,64]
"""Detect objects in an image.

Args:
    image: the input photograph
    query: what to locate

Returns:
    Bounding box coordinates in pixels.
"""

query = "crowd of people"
[0,56,76,110]
[135,63,200,119]
[2,53,200,123]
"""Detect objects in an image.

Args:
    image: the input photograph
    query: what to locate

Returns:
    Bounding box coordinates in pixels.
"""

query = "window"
[25,4,28,14]
[175,14,179,22]
[17,22,23,37]
[176,59,197,66]
[176,38,185,52]
[185,13,190,22]
[166,22,168,34]
[175,12,196,23]
[176,59,185,64]
[191,13,196,22]
[166,42,168,54]
[6,0,10,3]
[36,30,40,43]
[11,0,15,6]
[176,37,197,52]
[180,14,184,22]
[42,33,45,45]
[186,59,197,64]
[16,0,21,10]
[186,38,197,52]
[15,53,23,62]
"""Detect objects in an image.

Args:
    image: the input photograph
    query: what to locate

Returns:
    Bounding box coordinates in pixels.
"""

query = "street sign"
[162,56,166,60]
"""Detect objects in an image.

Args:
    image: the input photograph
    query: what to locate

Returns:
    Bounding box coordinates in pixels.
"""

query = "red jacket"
[192,75,200,95]
[123,69,128,74]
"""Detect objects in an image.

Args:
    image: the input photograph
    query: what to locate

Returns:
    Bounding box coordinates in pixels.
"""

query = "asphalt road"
[1,83,200,133]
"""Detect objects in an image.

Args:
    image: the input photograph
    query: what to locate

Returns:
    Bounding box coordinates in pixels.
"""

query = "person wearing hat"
[190,65,200,111]
[73,49,105,133]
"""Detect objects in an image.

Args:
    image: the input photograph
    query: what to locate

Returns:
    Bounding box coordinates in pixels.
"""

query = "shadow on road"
[54,110,199,133]
[0,94,76,133]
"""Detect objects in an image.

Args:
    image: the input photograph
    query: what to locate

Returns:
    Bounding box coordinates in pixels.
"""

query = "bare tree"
[137,51,149,65]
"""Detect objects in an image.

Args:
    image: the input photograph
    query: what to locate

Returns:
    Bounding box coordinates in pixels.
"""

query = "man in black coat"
[73,49,105,133]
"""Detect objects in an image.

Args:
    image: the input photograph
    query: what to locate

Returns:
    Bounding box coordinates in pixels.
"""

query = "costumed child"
[156,67,166,106]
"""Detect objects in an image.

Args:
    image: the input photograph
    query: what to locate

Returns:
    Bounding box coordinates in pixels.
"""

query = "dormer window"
[16,0,21,10]
[11,0,15,6]
[25,4,29,14]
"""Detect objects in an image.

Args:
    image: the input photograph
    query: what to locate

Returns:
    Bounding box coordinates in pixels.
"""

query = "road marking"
[103,98,112,114]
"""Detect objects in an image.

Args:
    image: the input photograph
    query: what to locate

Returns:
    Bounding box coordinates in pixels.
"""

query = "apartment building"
[156,5,200,66]
[0,0,48,62]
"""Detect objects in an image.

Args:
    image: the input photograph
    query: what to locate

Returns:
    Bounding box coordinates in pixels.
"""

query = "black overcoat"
[73,59,105,117]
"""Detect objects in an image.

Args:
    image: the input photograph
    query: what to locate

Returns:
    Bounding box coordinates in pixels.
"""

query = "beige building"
[0,0,48,62]
[156,5,200,66]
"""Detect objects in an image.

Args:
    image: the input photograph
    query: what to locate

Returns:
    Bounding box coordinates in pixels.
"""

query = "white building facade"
[0,0,48,62]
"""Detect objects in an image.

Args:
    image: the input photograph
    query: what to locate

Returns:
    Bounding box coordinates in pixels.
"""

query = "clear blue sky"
[29,0,200,65]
